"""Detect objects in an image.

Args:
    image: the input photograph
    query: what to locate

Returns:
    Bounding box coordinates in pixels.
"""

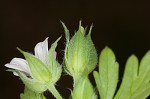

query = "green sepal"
[16,71,47,93]
[78,21,85,34]
[47,37,62,84]
[60,21,70,43]
[66,28,88,76]
[85,30,97,74]
[61,21,71,75]
[17,48,52,83]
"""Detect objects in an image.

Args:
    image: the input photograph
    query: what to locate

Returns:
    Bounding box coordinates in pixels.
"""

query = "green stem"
[73,72,88,87]
[48,84,63,99]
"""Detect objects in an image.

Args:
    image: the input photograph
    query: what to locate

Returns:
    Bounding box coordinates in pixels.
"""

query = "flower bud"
[62,21,98,81]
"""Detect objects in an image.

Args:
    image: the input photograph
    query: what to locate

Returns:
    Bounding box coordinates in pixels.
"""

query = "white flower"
[5,38,54,77]
[5,36,62,98]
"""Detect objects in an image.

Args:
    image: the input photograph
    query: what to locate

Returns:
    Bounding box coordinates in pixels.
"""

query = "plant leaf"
[131,51,150,99]
[131,83,150,99]
[139,51,150,84]
[115,51,150,99]
[114,55,138,99]
[93,71,102,96]
[94,46,119,99]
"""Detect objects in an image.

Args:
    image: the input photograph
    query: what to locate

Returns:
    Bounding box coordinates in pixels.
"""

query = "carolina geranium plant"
[5,21,150,99]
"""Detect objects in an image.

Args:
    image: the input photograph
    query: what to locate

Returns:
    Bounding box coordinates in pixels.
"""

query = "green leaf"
[94,46,119,99]
[93,71,101,96]
[115,51,150,99]
[139,51,150,84]
[131,51,150,99]
[114,55,138,99]
[131,83,150,99]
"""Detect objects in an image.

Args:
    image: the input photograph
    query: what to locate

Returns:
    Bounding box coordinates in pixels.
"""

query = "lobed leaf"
[114,55,138,99]
[94,47,119,99]
[115,51,150,99]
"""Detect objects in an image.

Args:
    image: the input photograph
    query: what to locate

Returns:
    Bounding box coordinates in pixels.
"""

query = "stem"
[73,72,88,87]
[48,84,63,99]
[73,73,81,86]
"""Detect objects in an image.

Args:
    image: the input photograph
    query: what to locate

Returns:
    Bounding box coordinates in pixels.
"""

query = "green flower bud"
[62,21,98,81]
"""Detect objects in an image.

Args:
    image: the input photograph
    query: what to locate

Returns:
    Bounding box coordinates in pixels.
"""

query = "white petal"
[5,58,31,76]
[34,38,49,64]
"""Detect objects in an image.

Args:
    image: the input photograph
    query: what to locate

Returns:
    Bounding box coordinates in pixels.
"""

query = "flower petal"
[5,58,31,76]
[34,38,49,64]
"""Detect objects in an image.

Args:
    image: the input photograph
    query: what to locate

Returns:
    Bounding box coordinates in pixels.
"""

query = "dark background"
[1,0,150,99]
